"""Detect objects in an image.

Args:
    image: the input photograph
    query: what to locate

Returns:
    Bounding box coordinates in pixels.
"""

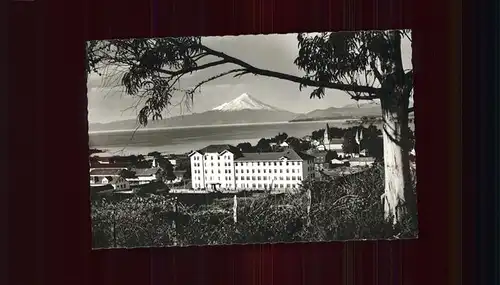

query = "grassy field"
[91,164,418,248]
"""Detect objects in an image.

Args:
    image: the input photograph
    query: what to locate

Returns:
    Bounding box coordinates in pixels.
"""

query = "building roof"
[89,169,123,176]
[108,176,125,184]
[326,139,344,144]
[349,157,376,162]
[235,149,314,161]
[190,144,242,156]
[132,168,161,177]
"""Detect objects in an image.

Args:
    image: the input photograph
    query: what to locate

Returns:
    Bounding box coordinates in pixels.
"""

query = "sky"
[87,31,412,124]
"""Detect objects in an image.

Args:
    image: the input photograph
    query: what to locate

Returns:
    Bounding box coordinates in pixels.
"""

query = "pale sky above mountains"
[87,31,413,124]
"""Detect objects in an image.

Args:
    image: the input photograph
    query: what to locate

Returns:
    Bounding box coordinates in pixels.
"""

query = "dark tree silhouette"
[325,150,339,163]
[342,129,360,155]
[328,127,347,138]
[148,151,162,158]
[274,132,289,144]
[86,30,415,225]
[311,129,325,141]
[237,142,254,153]
[255,138,272,152]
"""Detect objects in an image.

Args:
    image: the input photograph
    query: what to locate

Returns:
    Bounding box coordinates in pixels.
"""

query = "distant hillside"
[89,110,297,132]
[290,102,382,122]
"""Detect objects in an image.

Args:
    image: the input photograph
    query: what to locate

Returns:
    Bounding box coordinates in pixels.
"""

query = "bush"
[91,165,418,247]
[91,195,179,248]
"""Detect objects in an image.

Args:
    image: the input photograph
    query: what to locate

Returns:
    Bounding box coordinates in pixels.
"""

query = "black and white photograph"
[87,30,418,249]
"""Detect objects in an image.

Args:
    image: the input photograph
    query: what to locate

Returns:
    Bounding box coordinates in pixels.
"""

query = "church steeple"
[324,123,330,141]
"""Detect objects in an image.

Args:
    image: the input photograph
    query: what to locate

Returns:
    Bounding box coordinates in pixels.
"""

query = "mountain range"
[88,93,385,132]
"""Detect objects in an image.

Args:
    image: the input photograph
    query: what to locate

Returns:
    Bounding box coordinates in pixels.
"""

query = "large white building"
[189,144,315,191]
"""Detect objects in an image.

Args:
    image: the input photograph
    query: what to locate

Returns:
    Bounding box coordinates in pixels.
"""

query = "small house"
[125,167,162,185]
[89,168,123,185]
[106,176,131,191]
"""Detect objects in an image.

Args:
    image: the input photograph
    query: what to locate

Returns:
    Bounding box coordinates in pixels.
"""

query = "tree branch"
[155,59,230,76]
[186,68,247,95]
[196,45,381,95]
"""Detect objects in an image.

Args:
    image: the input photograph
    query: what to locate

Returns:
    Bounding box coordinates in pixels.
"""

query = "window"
[269,169,272,173]
[280,162,283,166]
[286,184,290,188]
[252,184,256,188]
[286,176,290,180]
[292,176,296,180]
[274,169,277,173]
[257,176,261,180]
[252,169,255,173]
[236,170,238,173]
[247,169,250,173]
[286,162,289,166]
[257,169,260,173]
[235,176,238,180]
[280,176,284,180]
[247,176,250,180]
[257,162,260,166]
[228,170,231,173]
[211,163,213,166]
[218,170,221,173]
[241,176,244,180]
[280,169,283,173]
[218,163,220,166]
[263,176,267,180]
[258,184,262,188]
[291,162,295,166]
[286,169,289,173]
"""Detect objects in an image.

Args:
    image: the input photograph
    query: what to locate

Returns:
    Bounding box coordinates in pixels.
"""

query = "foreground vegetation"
[91,164,418,248]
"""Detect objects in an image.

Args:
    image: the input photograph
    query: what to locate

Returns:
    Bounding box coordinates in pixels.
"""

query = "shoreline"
[88,118,352,135]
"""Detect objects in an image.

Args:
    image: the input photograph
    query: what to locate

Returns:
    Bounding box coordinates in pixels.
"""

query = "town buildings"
[316,123,344,152]
[189,144,315,191]
[125,168,162,186]
[89,168,131,190]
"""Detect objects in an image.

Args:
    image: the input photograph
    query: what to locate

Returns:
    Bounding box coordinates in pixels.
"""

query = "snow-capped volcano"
[212,93,283,112]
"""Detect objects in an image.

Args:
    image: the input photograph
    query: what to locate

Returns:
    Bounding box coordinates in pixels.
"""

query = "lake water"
[88,120,404,156]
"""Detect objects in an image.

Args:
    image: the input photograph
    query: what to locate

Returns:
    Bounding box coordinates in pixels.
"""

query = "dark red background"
[7,0,466,284]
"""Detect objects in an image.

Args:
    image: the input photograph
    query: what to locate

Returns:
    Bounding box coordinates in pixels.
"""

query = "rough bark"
[380,88,416,225]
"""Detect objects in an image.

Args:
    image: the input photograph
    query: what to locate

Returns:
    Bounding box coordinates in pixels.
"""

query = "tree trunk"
[380,90,417,226]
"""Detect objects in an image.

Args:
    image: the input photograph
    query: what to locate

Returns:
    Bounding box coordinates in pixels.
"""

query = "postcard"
[86,29,418,249]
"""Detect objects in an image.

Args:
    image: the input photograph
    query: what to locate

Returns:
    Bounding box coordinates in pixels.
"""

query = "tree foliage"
[255,138,272,152]
[237,142,254,153]
[325,150,339,163]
